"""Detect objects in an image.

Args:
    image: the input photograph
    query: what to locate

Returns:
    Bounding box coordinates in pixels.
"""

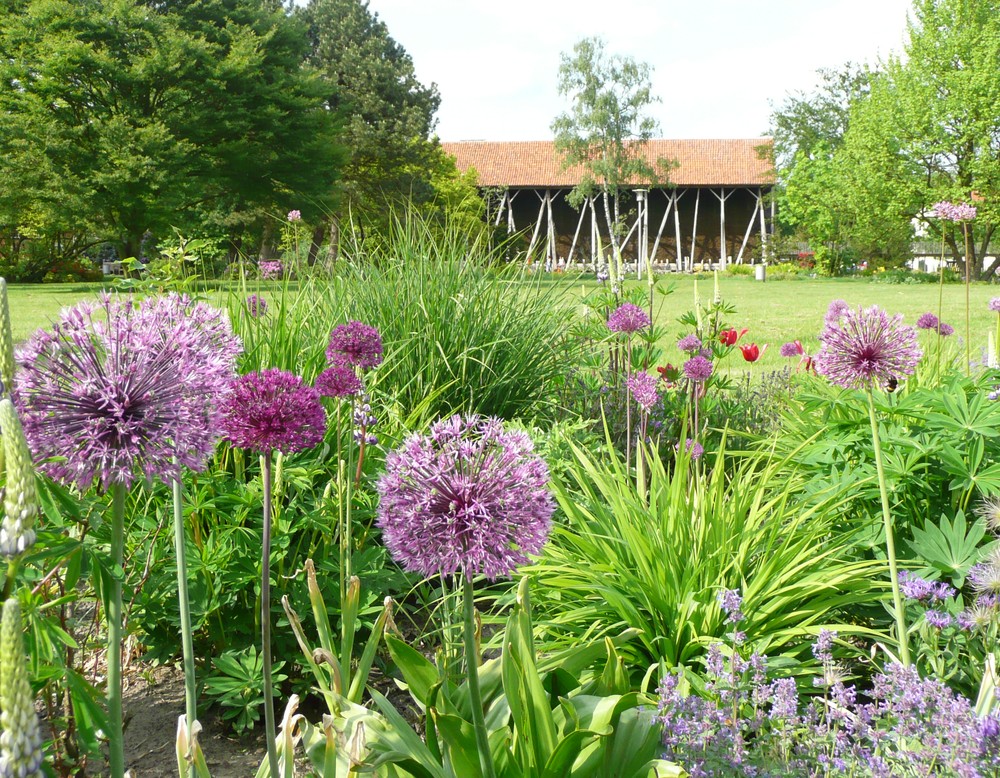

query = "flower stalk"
[261,452,280,778]
[108,481,127,777]
[463,573,495,778]
[866,389,911,666]
[172,467,198,752]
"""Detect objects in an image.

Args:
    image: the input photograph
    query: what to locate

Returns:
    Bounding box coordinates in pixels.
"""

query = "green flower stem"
[261,453,280,778]
[172,469,198,748]
[109,482,126,778]
[964,223,971,376]
[463,573,496,778]
[936,257,945,375]
[995,312,1000,369]
[865,389,911,666]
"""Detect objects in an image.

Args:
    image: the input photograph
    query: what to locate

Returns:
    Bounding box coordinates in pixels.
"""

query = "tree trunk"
[307,225,325,266]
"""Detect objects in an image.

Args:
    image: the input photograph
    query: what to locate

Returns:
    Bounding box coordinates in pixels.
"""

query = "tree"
[0,0,345,264]
[551,37,669,278]
[769,63,877,273]
[303,0,444,245]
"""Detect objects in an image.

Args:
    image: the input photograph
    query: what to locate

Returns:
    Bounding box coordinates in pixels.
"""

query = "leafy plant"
[202,646,287,735]
[527,433,881,670]
[367,578,682,778]
[907,510,988,586]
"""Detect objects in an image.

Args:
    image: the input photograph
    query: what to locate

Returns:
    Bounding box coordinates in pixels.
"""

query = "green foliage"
[528,434,880,671]
[322,215,579,422]
[907,510,987,587]
[202,646,287,735]
[368,578,682,778]
[551,37,671,269]
[0,0,345,261]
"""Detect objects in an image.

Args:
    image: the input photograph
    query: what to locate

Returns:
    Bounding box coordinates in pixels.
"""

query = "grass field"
[8,274,1000,374]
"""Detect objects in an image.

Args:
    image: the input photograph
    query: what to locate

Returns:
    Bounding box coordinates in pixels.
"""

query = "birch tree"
[551,37,669,281]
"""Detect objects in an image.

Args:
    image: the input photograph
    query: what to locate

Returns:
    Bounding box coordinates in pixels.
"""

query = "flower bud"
[0,599,44,777]
[0,400,39,558]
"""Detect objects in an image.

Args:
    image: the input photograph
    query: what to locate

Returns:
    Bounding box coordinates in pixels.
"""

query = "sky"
[362,0,915,142]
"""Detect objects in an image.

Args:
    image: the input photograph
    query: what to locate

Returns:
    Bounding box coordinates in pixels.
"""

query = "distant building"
[442,138,775,271]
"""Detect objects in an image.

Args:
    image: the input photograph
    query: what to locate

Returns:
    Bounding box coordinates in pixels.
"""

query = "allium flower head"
[327,321,383,370]
[0,400,39,558]
[377,414,553,580]
[823,299,850,327]
[989,298,1000,314]
[682,355,713,382]
[975,496,1000,533]
[314,366,362,399]
[815,304,921,390]
[220,369,326,454]
[287,209,302,222]
[0,600,44,778]
[937,322,954,336]
[677,334,702,353]
[780,341,804,358]
[675,438,704,460]
[916,312,940,330]
[607,303,650,334]
[626,371,659,411]
[246,294,267,318]
[14,294,241,491]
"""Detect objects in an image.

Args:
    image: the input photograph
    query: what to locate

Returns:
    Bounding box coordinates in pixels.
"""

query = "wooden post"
[758,187,768,260]
[673,189,684,271]
[636,189,648,278]
[736,191,760,264]
[650,190,674,266]
[526,191,546,260]
[690,188,701,268]
[590,195,598,267]
[546,189,556,266]
[567,191,587,264]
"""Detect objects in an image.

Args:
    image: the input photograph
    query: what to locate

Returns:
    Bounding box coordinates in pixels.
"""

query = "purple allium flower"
[14,294,241,491]
[814,305,922,390]
[259,260,283,280]
[287,209,302,222]
[246,294,267,318]
[314,366,362,399]
[924,610,952,629]
[683,355,713,383]
[937,322,954,336]
[327,321,383,371]
[626,371,659,411]
[677,334,702,353]
[607,302,651,334]
[932,201,977,221]
[989,298,1000,314]
[220,369,326,455]
[825,299,850,326]
[676,438,704,460]
[376,414,553,580]
[916,312,940,330]
[779,341,803,358]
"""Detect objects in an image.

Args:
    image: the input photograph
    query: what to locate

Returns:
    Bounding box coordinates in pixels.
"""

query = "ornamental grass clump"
[377,414,554,778]
[219,368,325,778]
[13,293,240,778]
[815,302,921,666]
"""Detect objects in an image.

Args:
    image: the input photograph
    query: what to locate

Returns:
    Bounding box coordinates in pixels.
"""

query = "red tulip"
[739,343,767,362]
[719,327,748,346]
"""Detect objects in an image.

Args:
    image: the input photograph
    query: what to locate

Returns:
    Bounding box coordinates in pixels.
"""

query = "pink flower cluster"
[931,201,977,222]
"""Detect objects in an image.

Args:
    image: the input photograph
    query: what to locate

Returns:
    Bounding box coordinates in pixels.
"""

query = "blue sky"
[363,0,914,141]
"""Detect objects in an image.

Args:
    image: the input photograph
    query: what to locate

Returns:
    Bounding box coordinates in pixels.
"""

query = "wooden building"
[442,139,775,272]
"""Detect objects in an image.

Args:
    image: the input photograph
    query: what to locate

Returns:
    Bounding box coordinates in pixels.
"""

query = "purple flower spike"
[815,304,921,390]
[626,371,659,411]
[607,303,650,334]
[682,355,713,382]
[220,369,326,455]
[14,293,241,491]
[327,321,383,370]
[314,366,362,399]
[377,414,553,580]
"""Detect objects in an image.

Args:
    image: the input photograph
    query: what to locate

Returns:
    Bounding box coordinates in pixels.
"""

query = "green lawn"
[9,275,1000,375]
[554,272,1000,373]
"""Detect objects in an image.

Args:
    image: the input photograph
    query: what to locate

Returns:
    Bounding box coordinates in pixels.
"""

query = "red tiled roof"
[441,139,774,188]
